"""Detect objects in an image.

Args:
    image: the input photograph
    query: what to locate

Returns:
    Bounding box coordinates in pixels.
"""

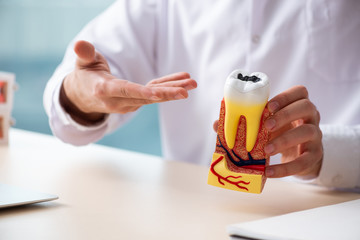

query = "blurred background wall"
[0,0,162,156]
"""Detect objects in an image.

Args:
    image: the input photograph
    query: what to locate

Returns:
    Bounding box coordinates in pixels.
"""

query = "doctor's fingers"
[97,79,189,102]
[148,78,197,91]
[74,40,110,71]
[265,142,323,178]
[101,93,184,114]
[149,72,191,84]
[265,123,322,156]
[265,98,320,133]
[96,79,158,100]
[267,85,309,113]
[213,120,219,132]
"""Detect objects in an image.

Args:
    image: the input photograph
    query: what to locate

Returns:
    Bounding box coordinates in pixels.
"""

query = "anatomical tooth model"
[208,70,270,194]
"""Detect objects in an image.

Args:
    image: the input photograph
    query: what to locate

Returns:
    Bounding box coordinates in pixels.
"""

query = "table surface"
[1,129,359,240]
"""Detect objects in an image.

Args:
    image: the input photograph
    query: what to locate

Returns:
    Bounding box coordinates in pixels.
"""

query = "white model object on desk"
[0,74,58,208]
[228,199,360,240]
[0,71,16,145]
[0,183,58,209]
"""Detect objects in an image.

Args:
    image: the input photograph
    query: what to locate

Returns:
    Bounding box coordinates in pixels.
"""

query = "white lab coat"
[44,0,360,189]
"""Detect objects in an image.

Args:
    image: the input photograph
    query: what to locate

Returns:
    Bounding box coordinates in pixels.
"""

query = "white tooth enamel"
[223,70,269,151]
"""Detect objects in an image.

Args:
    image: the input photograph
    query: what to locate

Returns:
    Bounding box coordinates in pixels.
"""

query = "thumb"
[74,40,96,67]
[213,120,219,132]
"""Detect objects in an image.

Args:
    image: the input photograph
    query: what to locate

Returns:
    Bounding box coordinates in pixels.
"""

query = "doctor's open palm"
[60,40,197,125]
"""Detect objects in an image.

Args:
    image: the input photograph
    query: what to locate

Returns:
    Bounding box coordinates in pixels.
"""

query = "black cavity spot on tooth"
[237,73,261,83]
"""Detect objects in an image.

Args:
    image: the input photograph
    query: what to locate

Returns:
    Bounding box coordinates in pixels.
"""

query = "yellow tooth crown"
[223,70,269,152]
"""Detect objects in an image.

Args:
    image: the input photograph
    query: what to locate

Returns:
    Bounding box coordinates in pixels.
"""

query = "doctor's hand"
[263,86,323,179]
[60,40,197,125]
[212,85,323,179]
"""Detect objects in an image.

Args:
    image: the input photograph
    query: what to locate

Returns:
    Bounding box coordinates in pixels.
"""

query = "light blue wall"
[0,0,162,156]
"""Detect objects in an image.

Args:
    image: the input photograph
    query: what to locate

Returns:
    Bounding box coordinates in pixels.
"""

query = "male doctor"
[44,0,360,189]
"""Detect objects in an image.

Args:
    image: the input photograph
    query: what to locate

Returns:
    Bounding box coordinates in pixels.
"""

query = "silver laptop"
[0,183,58,209]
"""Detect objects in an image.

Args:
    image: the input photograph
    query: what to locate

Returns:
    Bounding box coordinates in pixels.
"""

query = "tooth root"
[224,99,267,151]
[243,103,267,152]
[224,100,240,149]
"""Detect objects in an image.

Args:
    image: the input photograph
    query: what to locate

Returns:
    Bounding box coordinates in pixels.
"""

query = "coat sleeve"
[315,124,360,190]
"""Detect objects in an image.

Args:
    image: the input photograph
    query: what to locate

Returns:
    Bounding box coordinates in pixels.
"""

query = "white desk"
[1,129,359,240]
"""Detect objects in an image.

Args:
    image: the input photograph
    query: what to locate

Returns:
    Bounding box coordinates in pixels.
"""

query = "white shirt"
[44,0,360,189]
